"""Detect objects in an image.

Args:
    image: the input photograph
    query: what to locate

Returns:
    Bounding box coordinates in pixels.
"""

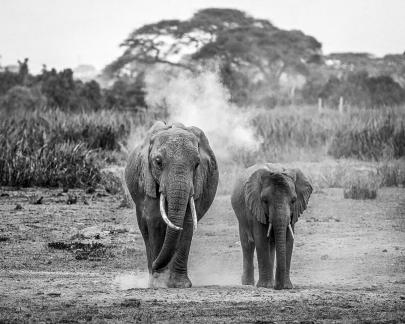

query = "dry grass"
[342,167,379,200]
[250,105,405,162]
[328,108,405,160]
[1,105,404,190]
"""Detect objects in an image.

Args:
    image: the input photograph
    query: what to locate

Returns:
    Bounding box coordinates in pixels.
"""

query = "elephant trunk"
[273,209,288,290]
[152,175,191,272]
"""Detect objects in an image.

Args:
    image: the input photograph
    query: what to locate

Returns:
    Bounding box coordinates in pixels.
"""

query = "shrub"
[0,110,130,188]
[341,166,379,199]
[0,70,22,95]
[378,160,405,187]
[0,85,46,112]
[328,108,405,160]
[245,105,405,163]
[36,68,78,109]
[343,184,377,199]
[251,106,339,161]
[0,140,101,188]
[317,71,405,108]
[100,169,124,195]
[104,77,146,110]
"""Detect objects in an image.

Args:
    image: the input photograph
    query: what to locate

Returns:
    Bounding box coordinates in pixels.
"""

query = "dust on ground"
[0,187,404,323]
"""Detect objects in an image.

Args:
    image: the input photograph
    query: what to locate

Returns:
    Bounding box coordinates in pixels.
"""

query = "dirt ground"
[0,186,404,323]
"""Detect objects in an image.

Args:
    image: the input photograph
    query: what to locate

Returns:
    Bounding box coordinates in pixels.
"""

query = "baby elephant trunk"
[268,205,293,290]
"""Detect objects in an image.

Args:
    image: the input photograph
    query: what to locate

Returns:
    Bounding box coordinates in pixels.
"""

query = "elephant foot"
[167,272,192,288]
[256,279,274,288]
[274,281,283,290]
[241,274,255,286]
[274,278,293,290]
[283,278,293,289]
[149,269,170,288]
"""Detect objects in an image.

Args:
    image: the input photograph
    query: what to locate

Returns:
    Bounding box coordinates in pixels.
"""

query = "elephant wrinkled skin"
[124,121,218,288]
[231,163,312,290]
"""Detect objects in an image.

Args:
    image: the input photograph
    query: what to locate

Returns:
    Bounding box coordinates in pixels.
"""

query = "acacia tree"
[104,8,322,105]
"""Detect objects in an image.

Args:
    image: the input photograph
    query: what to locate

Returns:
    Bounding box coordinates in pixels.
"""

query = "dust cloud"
[114,272,149,289]
[144,66,261,161]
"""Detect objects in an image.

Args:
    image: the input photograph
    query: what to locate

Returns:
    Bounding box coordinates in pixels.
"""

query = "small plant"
[100,170,124,195]
[47,241,110,261]
[378,160,405,187]
[343,183,377,200]
[343,167,380,200]
[28,195,43,204]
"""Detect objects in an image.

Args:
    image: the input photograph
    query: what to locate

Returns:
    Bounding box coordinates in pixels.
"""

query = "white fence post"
[318,98,323,113]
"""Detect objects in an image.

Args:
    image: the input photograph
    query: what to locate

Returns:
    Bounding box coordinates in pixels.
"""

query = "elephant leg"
[168,215,193,288]
[268,227,276,286]
[135,202,153,274]
[254,221,273,288]
[139,216,152,273]
[285,227,294,289]
[145,200,165,260]
[144,199,167,287]
[239,223,255,286]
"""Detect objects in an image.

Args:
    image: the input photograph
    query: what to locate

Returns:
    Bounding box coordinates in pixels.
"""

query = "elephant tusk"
[267,223,272,238]
[288,224,295,240]
[159,194,183,231]
[190,197,198,232]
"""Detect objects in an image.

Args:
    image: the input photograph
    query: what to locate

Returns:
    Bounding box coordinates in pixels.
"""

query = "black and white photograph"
[0,0,404,322]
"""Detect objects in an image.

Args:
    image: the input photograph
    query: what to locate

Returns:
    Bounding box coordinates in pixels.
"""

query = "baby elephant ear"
[288,168,313,227]
[245,169,269,225]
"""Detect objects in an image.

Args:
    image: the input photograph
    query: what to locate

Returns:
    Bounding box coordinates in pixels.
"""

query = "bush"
[317,72,405,108]
[0,70,22,95]
[0,140,101,188]
[0,85,46,112]
[36,68,106,111]
[251,106,338,161]
[22,109,131,150]
[342,166,379,199]
[53,112,130,150]
[104,77,146,110]
[0,63,147,112]
[378,160,405,187]
[343,184,377,199]
[328,109,405,160]
[0,109,134,188]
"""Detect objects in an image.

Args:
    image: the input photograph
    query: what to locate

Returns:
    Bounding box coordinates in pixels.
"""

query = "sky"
[1,0,404,74]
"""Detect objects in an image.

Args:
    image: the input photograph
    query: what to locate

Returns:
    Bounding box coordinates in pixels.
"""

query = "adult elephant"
[125,121,218,288]
[231,163,312,290]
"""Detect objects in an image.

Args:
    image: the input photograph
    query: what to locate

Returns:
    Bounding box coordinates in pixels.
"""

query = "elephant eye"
[154,156,163,169]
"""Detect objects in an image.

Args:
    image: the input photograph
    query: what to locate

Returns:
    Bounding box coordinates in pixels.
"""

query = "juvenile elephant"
[125,121,218,288]
[231,163,312,290]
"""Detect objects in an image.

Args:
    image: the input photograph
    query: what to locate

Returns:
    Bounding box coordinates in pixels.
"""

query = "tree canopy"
[104,8,322,81]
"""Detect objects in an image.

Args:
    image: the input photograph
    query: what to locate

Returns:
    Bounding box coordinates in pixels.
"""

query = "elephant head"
[125,121,217,273]
[244,165,312,289]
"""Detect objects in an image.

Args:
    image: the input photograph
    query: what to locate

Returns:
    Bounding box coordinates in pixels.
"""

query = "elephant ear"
[244,168,269,224]
[188,126,217,200]
[125,121,168,199]
[286,168,313,227]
